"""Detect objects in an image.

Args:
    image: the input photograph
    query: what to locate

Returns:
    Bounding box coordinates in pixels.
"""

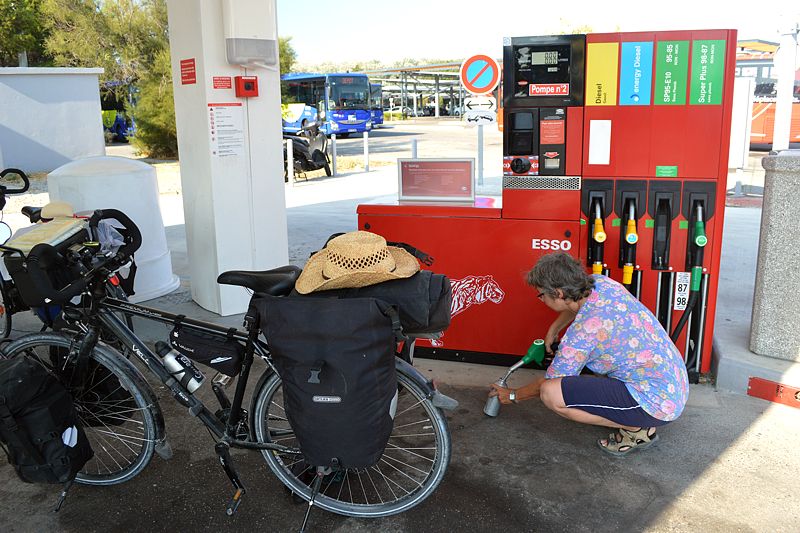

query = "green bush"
[101,110,117,129]
[384,111,406,121]
[130,49,178,158]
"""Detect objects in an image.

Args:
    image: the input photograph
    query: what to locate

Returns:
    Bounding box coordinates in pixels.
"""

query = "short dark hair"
[527,252,595,301]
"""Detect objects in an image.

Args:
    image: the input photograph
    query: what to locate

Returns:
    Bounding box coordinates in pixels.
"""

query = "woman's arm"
[546,309,577,351]
[490,377,547,404]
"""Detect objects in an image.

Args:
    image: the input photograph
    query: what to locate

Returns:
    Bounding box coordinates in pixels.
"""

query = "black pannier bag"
[0,357,93,484]
[292,270,452,335]
[169,324,244,377]
[253,295,398,469]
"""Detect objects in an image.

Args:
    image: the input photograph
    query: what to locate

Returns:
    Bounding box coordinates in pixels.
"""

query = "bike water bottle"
[155,340,205,393]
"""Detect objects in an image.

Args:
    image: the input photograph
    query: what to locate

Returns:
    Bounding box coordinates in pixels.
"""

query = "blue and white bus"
[370,83,384,127]
[281,73,372,137]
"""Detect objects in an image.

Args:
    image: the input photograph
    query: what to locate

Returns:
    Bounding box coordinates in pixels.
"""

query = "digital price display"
[531,51,559,66]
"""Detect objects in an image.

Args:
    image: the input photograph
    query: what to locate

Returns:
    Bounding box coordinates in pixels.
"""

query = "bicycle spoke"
[392,418,432,430]
[385,442,436,463]
[394,397,426,418]
[363,467,383,504]
[381,453,430,477]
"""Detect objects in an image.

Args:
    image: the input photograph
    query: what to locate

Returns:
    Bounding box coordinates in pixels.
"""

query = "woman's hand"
[488,383,515,405]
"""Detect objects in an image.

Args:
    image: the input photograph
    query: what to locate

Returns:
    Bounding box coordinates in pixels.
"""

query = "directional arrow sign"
[464,96,496,112]
[463,110,496,126]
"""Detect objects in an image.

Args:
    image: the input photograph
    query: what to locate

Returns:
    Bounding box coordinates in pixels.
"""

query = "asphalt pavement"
[1,127,798,532]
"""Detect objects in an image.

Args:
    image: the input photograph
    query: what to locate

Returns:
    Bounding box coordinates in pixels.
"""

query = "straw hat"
[41,201,74,219]
[295,231,420,294]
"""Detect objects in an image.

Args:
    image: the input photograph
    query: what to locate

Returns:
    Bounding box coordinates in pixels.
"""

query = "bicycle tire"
[2,333,157,485]
[0,285,12,338]
[250,365,451,518]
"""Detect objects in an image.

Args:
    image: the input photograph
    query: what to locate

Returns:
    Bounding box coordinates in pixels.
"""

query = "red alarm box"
[234,76,258,97]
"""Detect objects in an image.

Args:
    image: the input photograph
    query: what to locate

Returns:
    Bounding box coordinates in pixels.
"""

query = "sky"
[276,0,800,65]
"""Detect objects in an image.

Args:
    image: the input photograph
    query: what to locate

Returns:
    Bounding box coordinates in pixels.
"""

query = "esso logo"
[531,238,572,251]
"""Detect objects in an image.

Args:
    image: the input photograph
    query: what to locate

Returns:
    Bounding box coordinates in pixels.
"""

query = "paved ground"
[1,125,798,532]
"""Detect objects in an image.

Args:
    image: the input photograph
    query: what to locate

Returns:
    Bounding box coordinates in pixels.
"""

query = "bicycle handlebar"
[0,168,31,194]
[25,209,142,304]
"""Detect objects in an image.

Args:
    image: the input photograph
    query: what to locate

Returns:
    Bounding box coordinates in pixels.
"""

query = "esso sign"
[531,238,572,251]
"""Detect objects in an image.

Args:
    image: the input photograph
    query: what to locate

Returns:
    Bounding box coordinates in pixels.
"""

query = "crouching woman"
[490,252,689,457]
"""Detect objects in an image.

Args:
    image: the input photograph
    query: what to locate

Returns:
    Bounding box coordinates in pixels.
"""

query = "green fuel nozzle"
[693,219,707,248]
[523,339,547,366]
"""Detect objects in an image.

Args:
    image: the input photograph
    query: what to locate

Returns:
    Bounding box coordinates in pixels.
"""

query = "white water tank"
[48,156,180,302]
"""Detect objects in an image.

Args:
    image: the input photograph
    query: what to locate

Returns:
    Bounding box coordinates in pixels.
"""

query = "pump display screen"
[512,44,571,98]
[531,51,559,65]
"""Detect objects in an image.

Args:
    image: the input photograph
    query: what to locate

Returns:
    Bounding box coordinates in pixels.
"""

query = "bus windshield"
[329,75,370,109]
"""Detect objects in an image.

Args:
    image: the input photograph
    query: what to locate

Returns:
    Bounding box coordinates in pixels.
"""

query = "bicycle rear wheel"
[2,333,157,485]
[251,365,451,518]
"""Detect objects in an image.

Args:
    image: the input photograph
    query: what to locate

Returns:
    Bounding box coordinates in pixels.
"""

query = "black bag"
[4,225,92,308]
[0,357,93,484]
[253,295,399,469]
[169,324,244,377]
[292,270,452,335]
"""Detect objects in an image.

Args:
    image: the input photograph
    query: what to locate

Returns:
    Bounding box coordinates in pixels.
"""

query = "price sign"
[673,272,691,311]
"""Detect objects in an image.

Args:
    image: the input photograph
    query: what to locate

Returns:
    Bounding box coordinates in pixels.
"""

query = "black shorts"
[560,375,670,428]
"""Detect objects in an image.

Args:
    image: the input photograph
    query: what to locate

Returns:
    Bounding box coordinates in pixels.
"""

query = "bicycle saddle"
[217,265,302,296]
[21,205,43,223]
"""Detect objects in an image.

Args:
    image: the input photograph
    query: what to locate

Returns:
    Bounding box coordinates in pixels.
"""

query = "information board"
[398,159,475,202]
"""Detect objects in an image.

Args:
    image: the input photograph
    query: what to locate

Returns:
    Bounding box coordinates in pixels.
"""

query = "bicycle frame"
[86,298,293,454]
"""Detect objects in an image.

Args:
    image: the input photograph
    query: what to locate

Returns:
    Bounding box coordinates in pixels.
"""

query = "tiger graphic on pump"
[429,275,505,347]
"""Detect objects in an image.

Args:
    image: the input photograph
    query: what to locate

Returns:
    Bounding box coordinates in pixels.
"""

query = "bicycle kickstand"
[299,468,327,533]
[214,442,246,516]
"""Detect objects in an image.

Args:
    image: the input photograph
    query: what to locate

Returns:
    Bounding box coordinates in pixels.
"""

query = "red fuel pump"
[358,29,736,378]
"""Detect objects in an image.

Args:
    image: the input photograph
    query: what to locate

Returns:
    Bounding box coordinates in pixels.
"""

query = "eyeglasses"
[537,292,545,300]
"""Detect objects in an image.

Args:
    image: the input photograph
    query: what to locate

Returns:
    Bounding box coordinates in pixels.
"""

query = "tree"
[129,48,177,158]
[279,36,297,75]
[0,0,51,66]
[41,0,168,95]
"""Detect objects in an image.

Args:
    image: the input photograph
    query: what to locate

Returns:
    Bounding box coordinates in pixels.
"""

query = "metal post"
[286,138,294,184]
[331,134,337,176]
[477,124,484,186]
[363,131,370,172]
[411,139,418,159]
[434,75,440,118]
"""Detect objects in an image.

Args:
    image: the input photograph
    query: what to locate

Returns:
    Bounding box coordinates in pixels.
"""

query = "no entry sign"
[460,54,501,95]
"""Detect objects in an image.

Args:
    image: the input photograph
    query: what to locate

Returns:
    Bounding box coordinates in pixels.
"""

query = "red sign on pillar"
[180,58,196,85]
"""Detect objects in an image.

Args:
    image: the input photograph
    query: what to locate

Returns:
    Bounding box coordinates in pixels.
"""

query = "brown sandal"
[597,427,659,457]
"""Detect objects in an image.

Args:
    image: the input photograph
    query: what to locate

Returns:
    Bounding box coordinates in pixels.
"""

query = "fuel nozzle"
[622,199,639,287]
[690,203,707,292]
[671,201,708,343]
[589,198,607,275]
[484,339,548,417]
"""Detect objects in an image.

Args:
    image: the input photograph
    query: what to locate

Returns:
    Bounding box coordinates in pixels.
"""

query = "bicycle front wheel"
[251,365,451,518]
[2,333,157,485]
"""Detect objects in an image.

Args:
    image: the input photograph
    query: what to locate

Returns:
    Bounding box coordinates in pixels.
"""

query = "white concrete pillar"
[771,29,798,152]
[166,0,288,315]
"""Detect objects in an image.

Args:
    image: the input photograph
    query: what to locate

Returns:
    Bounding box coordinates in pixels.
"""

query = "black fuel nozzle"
[621,199,638,287]
[589,198,607,275]
[652,196,673,270]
